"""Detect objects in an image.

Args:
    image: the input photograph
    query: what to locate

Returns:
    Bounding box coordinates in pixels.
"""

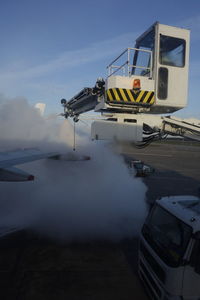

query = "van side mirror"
[190,236,200,274]
[194,231,200,240]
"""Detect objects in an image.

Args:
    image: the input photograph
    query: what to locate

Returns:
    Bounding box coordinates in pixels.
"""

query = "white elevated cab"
[102,22,190,114]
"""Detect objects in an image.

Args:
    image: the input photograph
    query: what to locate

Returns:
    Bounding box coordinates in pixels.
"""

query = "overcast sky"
[0,0,200,117]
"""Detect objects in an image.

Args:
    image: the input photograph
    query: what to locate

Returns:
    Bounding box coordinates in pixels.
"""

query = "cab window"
[160,35,186,67]
[132,29,155,76]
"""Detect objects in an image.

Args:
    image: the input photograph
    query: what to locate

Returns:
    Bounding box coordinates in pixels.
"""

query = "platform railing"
[107,47,152,78]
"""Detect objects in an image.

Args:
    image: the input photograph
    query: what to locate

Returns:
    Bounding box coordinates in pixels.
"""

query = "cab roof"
[157,196,200,233]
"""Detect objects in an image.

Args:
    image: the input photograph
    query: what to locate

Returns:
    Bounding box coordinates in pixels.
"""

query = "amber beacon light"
[133,79,141,89]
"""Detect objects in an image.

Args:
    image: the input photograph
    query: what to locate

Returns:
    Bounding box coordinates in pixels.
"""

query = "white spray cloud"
[0,96,147,241]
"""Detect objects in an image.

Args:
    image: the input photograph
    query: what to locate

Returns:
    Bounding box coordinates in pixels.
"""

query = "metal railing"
[107,47,152,78]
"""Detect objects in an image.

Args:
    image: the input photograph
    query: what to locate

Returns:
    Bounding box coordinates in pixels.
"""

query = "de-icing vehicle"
[61,22,200,146]
[60,22,200,300]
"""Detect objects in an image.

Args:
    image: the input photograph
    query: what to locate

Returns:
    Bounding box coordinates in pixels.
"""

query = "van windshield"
[142,204,192,267]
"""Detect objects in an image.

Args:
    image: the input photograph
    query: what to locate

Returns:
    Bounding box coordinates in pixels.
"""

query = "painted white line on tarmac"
[123,152,172,157]
[147,176,192,180]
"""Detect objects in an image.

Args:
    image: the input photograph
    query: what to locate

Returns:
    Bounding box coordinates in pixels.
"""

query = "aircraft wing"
[0,149,58,182]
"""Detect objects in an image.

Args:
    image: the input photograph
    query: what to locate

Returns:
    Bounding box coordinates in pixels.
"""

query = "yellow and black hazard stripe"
[106,88,154,105]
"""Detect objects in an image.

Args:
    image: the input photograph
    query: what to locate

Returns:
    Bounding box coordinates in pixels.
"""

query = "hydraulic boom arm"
[61,78,105,121]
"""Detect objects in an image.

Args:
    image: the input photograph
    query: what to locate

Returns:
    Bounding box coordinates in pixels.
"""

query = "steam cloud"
[0,95,147,241]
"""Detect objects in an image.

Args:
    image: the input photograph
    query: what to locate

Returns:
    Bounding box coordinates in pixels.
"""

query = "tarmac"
[120,141,200,204]
[0,141,200,300]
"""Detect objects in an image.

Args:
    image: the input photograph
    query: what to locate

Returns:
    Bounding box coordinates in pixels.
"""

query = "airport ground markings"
[123,152,172,157]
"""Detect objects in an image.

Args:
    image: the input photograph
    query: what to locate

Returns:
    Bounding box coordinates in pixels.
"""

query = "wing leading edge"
[0,149,58,182]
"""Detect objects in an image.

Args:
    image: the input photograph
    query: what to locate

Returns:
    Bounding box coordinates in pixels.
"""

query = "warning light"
[133,79,141,89]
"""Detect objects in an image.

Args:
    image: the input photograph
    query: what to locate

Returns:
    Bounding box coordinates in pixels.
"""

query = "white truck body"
[139,196,200,299]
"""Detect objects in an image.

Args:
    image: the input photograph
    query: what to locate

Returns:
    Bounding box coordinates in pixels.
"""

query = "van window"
[142,204,192,267]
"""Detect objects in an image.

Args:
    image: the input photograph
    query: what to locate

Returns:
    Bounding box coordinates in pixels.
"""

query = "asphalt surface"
[0,141,200,300]
[0,233,146,300]
[120,141,200,204]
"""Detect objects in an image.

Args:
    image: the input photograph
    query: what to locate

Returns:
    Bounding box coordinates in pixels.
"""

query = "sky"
[0,0,200,117]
